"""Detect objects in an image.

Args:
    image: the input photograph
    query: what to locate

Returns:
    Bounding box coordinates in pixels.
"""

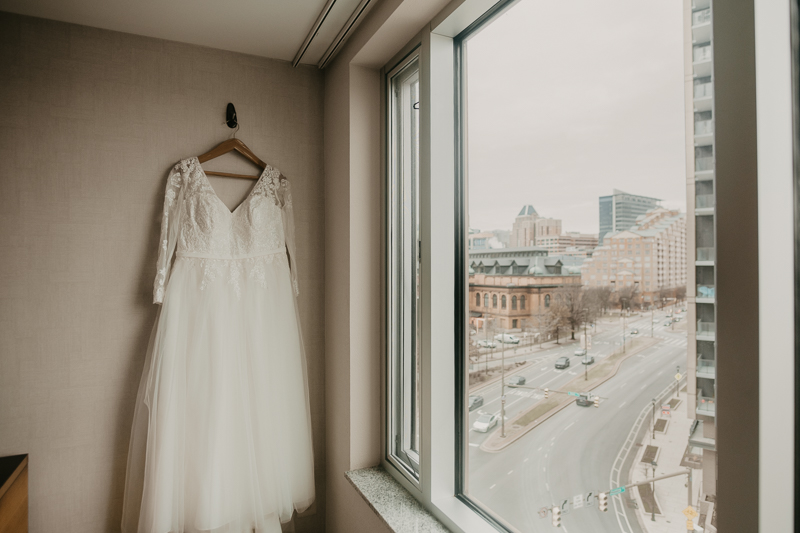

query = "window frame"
[374,0,775,531]
[384,49,423,487]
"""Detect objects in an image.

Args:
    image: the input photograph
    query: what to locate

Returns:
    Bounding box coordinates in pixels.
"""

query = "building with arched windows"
[468,247,581,331]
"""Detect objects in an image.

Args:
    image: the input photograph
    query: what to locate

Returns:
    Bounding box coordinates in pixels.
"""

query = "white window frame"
[375,0,788,531]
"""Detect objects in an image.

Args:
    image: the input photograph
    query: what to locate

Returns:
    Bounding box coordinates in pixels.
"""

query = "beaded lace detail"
[153,157,298,303]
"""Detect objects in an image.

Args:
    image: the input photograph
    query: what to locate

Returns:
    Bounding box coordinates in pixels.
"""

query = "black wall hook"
[226,103,238,128]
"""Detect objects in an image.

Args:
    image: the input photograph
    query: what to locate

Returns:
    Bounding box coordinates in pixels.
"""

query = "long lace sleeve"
[153,167,185,304]
[279,177,300,296]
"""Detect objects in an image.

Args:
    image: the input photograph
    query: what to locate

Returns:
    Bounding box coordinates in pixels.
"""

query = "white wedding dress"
[122,157,315,533]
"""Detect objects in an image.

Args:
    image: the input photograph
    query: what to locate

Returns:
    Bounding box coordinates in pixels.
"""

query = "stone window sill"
[345,466,450,532]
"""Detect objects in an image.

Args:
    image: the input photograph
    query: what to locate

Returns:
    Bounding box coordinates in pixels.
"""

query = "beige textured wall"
[0,12,325,533]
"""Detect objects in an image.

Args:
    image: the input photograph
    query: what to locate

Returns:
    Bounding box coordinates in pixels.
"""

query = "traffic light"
[551,505,561,527]
[598,492,608,512]
[594,396,600,408]
[545,388,549,399]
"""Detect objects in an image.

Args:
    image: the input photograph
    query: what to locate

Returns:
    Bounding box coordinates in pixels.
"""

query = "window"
[484,294,489,308]
[492,294,497,308]
[511,295,517,310]
[456,0,693,530]
[521,295,526,309]
[386,54,420,481]
[475,292,480,307]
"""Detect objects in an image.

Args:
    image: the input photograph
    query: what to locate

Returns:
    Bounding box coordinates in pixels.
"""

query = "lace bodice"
[153,157,298,303]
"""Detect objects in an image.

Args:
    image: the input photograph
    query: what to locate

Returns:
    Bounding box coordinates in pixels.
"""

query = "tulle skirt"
[122,252,315,533]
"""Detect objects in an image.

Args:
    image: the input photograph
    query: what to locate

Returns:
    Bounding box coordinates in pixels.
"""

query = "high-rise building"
[684,0,717,500]
[510,205,562,247]
[581,208,686,304]
[598,189,662,244]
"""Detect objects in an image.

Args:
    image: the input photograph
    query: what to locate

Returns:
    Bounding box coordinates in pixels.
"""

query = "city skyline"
[466,0,687,234]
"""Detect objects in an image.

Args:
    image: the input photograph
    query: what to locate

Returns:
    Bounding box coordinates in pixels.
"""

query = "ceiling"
[0,0,369,66]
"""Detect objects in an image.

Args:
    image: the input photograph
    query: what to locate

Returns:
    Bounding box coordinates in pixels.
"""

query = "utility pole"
[651,398,657,440]
[500,328,506,438]
[651,306,654,337]
[583,308,589,381]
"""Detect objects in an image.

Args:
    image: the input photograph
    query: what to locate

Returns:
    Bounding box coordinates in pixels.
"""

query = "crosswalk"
[656,336,687,347]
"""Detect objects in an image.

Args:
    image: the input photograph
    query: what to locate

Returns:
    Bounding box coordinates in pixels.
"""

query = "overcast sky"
[466,0,686,234]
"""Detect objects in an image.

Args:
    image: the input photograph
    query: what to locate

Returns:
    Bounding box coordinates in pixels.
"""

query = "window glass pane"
[459,0,715,529]
[388,56,420,478]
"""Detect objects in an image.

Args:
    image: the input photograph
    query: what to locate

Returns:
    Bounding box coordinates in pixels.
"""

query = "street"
[466,310,687,532]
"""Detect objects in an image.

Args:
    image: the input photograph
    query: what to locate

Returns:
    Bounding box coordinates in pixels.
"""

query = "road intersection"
[465,310,687,532]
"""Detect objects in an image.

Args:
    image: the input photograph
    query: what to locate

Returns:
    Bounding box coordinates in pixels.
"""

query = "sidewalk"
[629,386,704,532]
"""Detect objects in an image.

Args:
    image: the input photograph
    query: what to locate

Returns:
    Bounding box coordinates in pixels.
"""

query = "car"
[468,395,484,411]
[477,340,497,348]
[555,356,570,369]
[495,333,520,344]
[664,320,672,326]
[507,375,526,386]
[472,413,498,432]
[576,393,593,407]
[630,328,639,335]
[582,355,595,365]
[574,348,587,356]
[666,312,673,317]
[674,317,682,322]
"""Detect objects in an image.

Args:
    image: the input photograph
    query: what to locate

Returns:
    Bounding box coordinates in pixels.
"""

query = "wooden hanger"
[197,138,267,180]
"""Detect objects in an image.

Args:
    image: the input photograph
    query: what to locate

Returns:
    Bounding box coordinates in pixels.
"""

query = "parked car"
[574,348,587,356]
[477,340,497,348]
[666,312,673,317]
[582,355,595,365]
[555,356,570,369]
[473,413,498,433]
[507,375,526,386]
[494,333,520,344]
[576,393,593,407]
[630,328,639,335]
[674,317,682,322]
[663,320,672,326]
[468,395,484,411]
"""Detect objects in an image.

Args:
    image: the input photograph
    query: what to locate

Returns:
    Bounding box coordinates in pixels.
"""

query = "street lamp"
[583,308,589,381]
[619,297,629,353]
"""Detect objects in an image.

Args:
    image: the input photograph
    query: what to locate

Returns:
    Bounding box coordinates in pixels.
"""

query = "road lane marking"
[507,470,513,475]
[564,421,575,430]
[537,447,542,451]
[546,482,550,490]
[524,458,529,462]
[490,484,496,490]
[641,385,647,390]
[619,401,626,408]
[469,443,479,447]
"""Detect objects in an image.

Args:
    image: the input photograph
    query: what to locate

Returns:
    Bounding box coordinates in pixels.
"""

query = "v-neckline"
[194,156,272,215]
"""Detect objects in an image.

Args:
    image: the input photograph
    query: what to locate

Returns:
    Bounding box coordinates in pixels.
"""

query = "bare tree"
[550,285,598,340]
[675,285,686,303]
[585,286,612,316]
[618,284,641,311]
[542,301,570,344]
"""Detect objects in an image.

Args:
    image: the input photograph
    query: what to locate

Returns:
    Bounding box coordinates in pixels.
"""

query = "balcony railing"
[696,194,715,208]
[694,45,712,63]
[693,8,711,26]
[695,157,713,171]
[694,120,714,136]
[696,247,715,261]
[697,395,716,416]
[697,358,716,378]
[697,321,716,335]
[694,82,713,99]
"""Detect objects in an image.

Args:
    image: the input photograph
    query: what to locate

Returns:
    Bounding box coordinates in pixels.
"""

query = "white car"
[574,348,587,356]
[477,340,497,348]
[494,333,520,344]
[473,413,499,433]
